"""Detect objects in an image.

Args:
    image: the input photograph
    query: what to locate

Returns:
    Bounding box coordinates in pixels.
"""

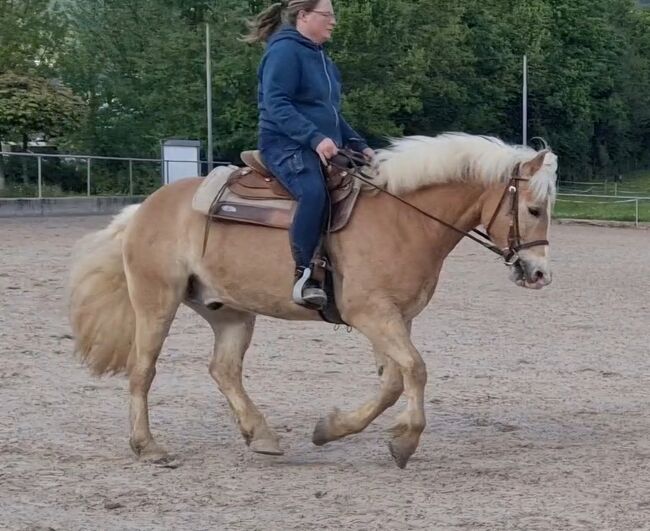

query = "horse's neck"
[349,182,488,319]
[404,182,486,257]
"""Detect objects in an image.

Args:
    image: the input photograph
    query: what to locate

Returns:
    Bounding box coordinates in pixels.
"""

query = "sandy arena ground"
[1,216,649,530]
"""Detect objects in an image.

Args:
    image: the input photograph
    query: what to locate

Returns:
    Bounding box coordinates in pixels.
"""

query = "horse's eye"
[528,207,541,217]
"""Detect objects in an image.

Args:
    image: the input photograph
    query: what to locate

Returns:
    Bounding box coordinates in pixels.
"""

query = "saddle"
[191,150,367,325]
[192,150,362,232]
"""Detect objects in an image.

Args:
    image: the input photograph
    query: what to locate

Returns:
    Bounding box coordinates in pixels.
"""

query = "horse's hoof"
[131,439,177,466]
[249,438,284,456]
[312,417,331,446]
[313,409,342,446]
[388,437,417,469]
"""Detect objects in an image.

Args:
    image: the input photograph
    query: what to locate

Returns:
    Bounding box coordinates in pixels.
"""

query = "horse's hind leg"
[126,266,183,463]
[194,305,283,456]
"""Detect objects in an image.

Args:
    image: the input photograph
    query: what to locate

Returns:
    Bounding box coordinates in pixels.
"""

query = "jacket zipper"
[320,50,339,129]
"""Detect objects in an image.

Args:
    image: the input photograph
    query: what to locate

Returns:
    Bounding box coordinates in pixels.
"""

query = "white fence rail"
[0,151,228,198]
[2,153,649,227]
[556,193,650,227]
[558,180,650,197]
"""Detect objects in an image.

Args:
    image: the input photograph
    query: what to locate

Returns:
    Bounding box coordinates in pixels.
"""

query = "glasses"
[311,10,336,20]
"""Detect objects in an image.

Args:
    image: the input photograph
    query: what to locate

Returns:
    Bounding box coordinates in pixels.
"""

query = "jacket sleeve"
[330,62,369,152]
[340,116,369,152]
[262,44,327,150]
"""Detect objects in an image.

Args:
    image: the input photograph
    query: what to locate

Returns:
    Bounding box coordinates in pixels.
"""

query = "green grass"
[555,168,650,222]
[554,196,650,222]
[616,168,650,194]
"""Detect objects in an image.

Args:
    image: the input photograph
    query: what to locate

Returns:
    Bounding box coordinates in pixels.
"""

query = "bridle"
[331,150,549,267]
[484,168,549,265]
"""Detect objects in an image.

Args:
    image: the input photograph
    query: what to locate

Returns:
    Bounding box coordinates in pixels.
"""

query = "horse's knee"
[379,363,404,401]
[129,365,156,392]
[209,356,240,390]
[411,415,426,434]
[383,377,404,405]
[404,358,427,386]
[208,357,225,383]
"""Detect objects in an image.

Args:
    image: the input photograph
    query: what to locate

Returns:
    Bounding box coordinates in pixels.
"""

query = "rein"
[331,149,548,266]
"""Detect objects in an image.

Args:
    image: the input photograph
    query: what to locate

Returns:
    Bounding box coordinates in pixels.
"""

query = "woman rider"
[245,0,374,308]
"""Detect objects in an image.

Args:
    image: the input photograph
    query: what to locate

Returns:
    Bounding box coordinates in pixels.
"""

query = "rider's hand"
[362,147,376,162]
[315,138,339,166]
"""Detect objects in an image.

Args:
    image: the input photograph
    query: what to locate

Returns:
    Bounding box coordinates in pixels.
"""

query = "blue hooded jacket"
[257,25,368,153]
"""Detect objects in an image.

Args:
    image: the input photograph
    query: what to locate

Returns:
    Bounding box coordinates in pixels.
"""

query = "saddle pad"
[192,166,294,215]
[192,165,361,232]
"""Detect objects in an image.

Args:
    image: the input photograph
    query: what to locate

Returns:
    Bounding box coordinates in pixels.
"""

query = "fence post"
[37,155,43,199]
[129,159,134,196]
[86,158,91,196]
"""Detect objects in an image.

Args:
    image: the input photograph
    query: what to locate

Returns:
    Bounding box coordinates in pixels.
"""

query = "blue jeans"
[259,137,328,269]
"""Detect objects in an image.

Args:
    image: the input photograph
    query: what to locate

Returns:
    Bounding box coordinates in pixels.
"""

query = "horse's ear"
[520,150,549,178]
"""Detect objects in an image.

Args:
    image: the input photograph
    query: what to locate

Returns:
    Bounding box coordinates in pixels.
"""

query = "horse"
[68,133,558,468]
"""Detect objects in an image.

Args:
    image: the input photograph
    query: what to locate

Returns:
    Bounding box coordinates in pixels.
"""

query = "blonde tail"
[68,205,140,375]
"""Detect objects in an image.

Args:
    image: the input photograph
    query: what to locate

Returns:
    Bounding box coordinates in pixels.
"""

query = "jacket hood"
[266,25,321,51]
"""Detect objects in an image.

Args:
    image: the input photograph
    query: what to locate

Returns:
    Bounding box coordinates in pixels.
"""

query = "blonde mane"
[372,133,558,202]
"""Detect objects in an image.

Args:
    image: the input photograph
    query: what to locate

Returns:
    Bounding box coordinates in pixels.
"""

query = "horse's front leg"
[312,326,407,447]
[364,315,427,468]
[317,311,426,468]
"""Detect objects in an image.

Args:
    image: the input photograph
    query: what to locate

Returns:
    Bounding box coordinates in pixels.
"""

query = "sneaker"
[293,267,327,309]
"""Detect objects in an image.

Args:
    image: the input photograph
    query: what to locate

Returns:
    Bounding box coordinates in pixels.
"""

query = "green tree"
[49,0,650,180]
[60,0,207,157]
[527,0,636,177]
[0,0,68,75]
[0,72,84,183]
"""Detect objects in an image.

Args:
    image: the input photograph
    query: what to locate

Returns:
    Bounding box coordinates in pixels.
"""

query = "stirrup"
[292,267,327,308]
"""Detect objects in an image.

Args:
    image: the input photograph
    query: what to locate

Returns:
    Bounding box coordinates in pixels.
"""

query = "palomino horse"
[68,133,558,468]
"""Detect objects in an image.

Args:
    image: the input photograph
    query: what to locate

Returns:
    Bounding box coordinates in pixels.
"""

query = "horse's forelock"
[529,151,558,203]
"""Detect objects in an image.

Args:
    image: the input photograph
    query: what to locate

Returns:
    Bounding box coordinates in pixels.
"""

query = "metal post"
[636,199,639,228]
[87,158,91,196]
[129,159,134,196]
[523,54,528,146]
[206,23,214,172]
[37,155,42,199]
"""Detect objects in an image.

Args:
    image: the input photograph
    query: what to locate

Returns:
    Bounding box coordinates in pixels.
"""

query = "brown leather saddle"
[199,150,366,325]
[208,150,361,232]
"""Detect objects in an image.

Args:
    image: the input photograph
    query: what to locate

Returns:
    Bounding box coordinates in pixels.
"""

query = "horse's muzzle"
[510,258,552,290]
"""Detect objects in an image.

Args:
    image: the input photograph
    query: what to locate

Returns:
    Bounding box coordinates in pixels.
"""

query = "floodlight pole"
[523,54,528,146]
[206,22,214,171]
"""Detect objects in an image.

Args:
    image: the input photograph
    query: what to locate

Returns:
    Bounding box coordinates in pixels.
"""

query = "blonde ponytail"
[243,0,322,44]
[243,3,284,44]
